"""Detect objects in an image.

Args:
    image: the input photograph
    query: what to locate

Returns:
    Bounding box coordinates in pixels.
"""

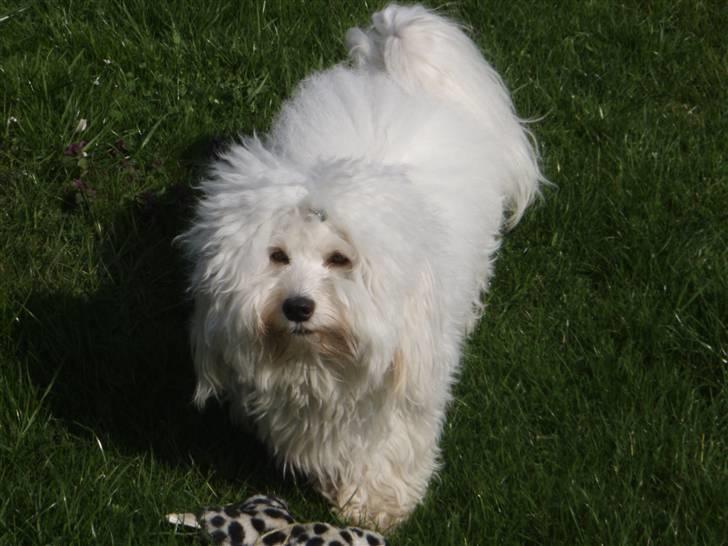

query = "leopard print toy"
[167,494,388,546]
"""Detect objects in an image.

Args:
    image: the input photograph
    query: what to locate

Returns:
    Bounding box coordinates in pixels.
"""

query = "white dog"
[179,4,542,530]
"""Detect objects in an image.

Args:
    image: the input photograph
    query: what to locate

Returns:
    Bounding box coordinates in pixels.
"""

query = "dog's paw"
[335,502,407,533]
[320,481,412,532]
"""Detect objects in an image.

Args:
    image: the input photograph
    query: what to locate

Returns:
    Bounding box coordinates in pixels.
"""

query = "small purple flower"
[64,140,87,157]
[72,178,96,198]
[108,139,128,158]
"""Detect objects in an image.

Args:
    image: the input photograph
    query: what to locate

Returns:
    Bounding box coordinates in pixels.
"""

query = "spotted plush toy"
[166,494,388,546]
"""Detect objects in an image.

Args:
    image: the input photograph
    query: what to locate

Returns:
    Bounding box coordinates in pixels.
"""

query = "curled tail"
[346,3,543,227]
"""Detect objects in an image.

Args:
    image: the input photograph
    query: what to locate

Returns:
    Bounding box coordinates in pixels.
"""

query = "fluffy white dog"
[179,3,542,530]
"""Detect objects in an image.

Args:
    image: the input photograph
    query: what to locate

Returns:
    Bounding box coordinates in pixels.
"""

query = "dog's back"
[346,3,542,226]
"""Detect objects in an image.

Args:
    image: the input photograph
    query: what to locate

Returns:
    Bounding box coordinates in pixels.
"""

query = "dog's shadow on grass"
[16,135,294,499]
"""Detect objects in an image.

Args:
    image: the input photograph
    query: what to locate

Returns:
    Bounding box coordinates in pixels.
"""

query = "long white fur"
[179,3,542,530]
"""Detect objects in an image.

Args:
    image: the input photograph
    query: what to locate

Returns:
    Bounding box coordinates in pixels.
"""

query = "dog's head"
[179,139,443,404]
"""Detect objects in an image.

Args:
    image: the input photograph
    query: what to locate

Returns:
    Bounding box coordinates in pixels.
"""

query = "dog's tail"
[346,4,543,227]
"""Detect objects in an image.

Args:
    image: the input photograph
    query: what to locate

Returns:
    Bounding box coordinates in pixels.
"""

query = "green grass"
[1,1,726,544]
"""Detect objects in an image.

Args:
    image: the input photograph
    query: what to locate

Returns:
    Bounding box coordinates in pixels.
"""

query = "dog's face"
[257,209,359,364]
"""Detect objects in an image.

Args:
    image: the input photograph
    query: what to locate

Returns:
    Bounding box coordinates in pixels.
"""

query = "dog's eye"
[326,251,351,268]
[269,249,290,265]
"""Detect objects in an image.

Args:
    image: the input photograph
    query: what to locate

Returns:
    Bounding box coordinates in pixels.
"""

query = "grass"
[1,0,726,544]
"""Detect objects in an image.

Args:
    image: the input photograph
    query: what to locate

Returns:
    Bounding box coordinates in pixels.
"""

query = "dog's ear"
[387,265,453,408]
[188,294,231,407]
[354,251,453,411]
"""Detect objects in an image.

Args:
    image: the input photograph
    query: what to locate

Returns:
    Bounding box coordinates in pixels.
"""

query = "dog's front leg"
[317,406,443,531]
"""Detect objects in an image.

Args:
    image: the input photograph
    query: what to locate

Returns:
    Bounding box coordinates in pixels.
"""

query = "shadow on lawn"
[16,135,295,498]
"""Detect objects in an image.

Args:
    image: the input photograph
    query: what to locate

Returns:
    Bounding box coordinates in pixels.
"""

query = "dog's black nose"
[282,296,316,322]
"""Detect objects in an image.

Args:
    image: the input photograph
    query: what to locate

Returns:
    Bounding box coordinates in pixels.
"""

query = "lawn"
[1,1,726,544]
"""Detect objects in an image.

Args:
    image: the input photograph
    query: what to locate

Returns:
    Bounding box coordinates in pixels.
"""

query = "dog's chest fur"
[238,359,395,469]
